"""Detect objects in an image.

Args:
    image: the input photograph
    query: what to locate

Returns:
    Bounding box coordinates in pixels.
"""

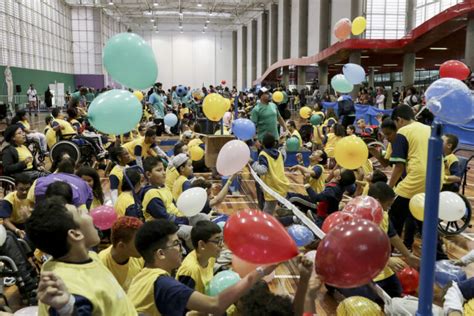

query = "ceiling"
[64,0,274,32]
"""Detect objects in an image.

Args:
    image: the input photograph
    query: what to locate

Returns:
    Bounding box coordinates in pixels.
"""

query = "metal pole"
[416,121,443,315]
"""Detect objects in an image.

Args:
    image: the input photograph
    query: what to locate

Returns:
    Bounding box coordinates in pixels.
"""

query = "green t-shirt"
[250,101,279,141]
[71,91,85,106]
[149,92,165,118]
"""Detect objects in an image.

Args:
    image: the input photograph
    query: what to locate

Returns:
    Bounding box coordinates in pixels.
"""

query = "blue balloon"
[176,85,188,98]
[88,90,142,135]
[287,224,314,247]
[164,113,178,127]
[342,63,366,84]
[425,78,473,125]
[232,118,256,141]
[434,260,467,287]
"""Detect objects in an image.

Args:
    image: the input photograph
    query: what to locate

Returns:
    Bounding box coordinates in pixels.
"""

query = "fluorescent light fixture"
[197,3,202,7]
[108,1,113,5]
[206,18,210,23]
[416,68,425,70]
[179,25,183,29]
[155,30,159,33]
[360,55,369,58]
[435,64,442,66]
[153,1,158,6]
[415,57,424,60]
[430,47,448,50]
[144,11,231,18]
[150,18,155,22]
[383,64,398,66]
[334,63,344,66]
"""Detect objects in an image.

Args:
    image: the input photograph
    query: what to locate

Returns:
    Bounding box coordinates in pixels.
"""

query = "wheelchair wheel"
[438,194,472,236]
[50,141,81,165]
[0,176,15,198]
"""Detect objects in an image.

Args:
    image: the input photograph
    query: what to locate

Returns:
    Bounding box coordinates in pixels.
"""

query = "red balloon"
[315,218,391,288]
[397,267,419,295]
[342,196,383,225]
[439,60,471,81]
[322,211,356,233]
[221,80,226,85]
[224,209,298,264]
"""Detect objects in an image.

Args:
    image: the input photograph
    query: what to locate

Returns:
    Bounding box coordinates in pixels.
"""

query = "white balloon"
[14,306,38,315]
[0,225,6,247]
[176,187,208,217]
[439,191,465,221]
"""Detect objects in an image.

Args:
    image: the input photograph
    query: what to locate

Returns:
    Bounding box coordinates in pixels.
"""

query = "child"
[115,167,144,218]
[109,146,132,205]
[76,166,104,210]
[190,174,236,214]
[123,128,160,169]
[369,118,397,168]
[324,123,345,160]
[99,216,144,292]
[176,221,222,293]
[128,219,276,316]
[291,150,328,194]
[26,198,137,315]
[164,143,188,192]
[346,125,356,136]
[252,133,290,214]
[172,153,194,201]
[287,120,302,147]
[44,115,56,150]
[442,133,462,192]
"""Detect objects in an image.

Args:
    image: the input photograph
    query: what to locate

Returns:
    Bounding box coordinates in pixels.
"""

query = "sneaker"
[3,277,16,287]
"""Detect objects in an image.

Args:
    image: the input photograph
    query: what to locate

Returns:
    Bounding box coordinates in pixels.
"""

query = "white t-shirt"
[376,94,385,110]
[27,88,37,102]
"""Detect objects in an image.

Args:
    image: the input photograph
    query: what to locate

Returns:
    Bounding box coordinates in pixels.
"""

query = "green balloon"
[206,270,241,296]
[331,74,354,93]
[88,90,143,135]
[310,114,322,126]
[103,33,158,90]
[286,137,300,152]
[282,91,289,103]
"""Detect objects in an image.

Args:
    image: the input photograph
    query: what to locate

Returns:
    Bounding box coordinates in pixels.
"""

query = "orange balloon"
[334,18,352,41]
[334,135,368,169]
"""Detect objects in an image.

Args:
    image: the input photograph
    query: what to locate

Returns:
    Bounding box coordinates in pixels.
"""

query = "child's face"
[67,204,100,248]
[147,163,166,186]
[120,233,141,258]
[120,151,132,164]
[16,182,31,199]
[182,160,193,177]
[80,175,94,189]
[145,135,157,145]
[378,197,395,212]
[310,150,323,164]
[200,233,223,259]
[161,233,183,269]
[346,127,354,135]
[382,127,397,143]
[357,120,366,129]
[442,136,451,154]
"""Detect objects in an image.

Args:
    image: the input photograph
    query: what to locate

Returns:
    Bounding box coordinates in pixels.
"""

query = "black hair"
[66,107,78,119]
[262,132,276,149]
[444,133,459,151]
[287,120,296,129]
[109,146,126,164]
[121,168,141,192]
[45,182,73,204]
[57,157,76,174]
[11,110,27,125]
[45,116,53,125]
[145,128,156,138]
[190,178,212,190]
[143,156,163,173]
[3,124,22,143]
[339,169,356,187]
[347,125,356,133]
[191,220,221,249]
[76,166,104,205]
[135,219,179,263]
[319,150,328,166]
[333,124,346,137]
[391,104,414,121]
[371,169,388,184]
[381,118,397,131]
[15,173,32,185]
[51,108,60,118]
[237,281,293,316]
[173,142,187,156]
[368,182,396,203]
[25,198,79,258]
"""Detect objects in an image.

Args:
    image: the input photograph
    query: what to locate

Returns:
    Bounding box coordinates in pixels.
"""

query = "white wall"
[307,0,321,56]
[148,31,233,90]
[237,27,243,90]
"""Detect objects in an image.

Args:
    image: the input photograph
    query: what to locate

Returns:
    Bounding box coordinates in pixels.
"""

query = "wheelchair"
[25,137,45,164]
[49,132,98,166]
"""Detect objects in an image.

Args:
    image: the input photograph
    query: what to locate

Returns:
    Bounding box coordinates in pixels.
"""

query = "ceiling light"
[430,47,448,50]
[204,24,208,29]
[383,64,398,66]
[206,18,210,23]
[416,68,425,70]
[153,1,158,6]
[108,1,113,5]
[197,3,202,7]
[361,55,369,59]
[155,30,159,33]
[150,18,155,22]
[415,57,424,60]
[435,64,442,67]
[179,25,183,29]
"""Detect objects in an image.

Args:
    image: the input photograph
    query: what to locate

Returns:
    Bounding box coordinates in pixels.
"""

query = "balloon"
[176,187,208,217]
[299,106,312,119]
[336,296,382,316]
[282,91,289,103]
[439,60,470,81]
[164,113,178,127]
[334,135,368,169]
[0,225,6,247]
[343,63,366,84]
[232,255,261,278]
[90,205,118,230]
[189,145,204,161]
[176,85,188,98]
[409,193,425,221]
[334,18,352,41]
[221,80,227,85]
[396,267,419,295]
[88,90,142,135]
[206,270,241,296]
[310,114,322,126]
[224,209,298,264]
[133,90,143,101]
[232,118,256,141]
[435,260,467,287]
[439,191,466,221]
[273,91,284,103]
[425,77,473,125]
[216,140,250,176]
[14,306,39,316]
[316,218,390,288]
[342,196,384,225]
[212,214,229,229]
[351,16,367,35]
[103,33,157,89]
[203,93,227,121]
[286,137,300,152]
[331,74,354,93]
[287,225,315,247]
[321,211,356,233]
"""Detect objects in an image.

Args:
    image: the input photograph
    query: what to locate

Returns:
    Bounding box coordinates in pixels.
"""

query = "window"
[415,0,463,26]
[366,0,406,39]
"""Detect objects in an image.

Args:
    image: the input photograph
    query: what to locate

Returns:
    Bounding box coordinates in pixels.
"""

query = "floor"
[1,113,473,314]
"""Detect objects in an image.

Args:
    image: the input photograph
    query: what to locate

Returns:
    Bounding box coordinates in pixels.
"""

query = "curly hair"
[111,216,143,247]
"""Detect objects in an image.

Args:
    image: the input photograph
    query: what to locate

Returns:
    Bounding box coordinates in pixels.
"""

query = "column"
[261,11,269,73]
[406,0,415,34]
[269,3,278,65]
[242,26,248,89]
[318,0,330,92]
[465,14,474,71]
[402,53,415,87]
[318,63,328,90]
[296,0,308,88]
[278,0,291,60]
[351,0,362,20]
[251,20,257,84]
[349,51,361,98]
[232,31,237,88]
[297,67,306,88]
[282,67,289,87]
[368,67,375,88]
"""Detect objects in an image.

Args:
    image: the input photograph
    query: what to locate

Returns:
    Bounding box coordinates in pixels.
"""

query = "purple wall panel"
[74,74,105,90]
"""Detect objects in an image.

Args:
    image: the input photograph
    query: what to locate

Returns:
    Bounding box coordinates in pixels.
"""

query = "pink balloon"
[90,205,118,230]
[334,18,352,41]
[342,196,384,225]
[216,140,250,176]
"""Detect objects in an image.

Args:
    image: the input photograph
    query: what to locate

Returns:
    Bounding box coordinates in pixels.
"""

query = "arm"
[252,155,269,176]
[3,219,25,238]
[369,147,390,168]
[109,175,120,205]
[389,163,405,188]
[390,235,420,268]
[304,185,329,203]
[444,161,462,184]
[443,281,465,316]
[293,256,312,316]
[2,149,28,175]
[277,114,287,133]
[389,133,409,188]
[459,250,474,266]
[210,174,236,207]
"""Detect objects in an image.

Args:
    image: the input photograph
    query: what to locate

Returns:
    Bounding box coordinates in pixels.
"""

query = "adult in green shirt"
[68,87,88,108]
[250,89,287,142]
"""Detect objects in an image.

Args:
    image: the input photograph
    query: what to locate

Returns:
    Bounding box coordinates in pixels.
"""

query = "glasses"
[207,238,224,246]
[163,240,183,251]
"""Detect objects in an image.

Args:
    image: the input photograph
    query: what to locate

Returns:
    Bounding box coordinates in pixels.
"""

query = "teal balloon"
[103,33,158,90]
[331,74,354,93]
[310,114,322,126]
[286,137,300,152]
[282,91,289,103]
[206,270,241,296]
[88,90,143,135]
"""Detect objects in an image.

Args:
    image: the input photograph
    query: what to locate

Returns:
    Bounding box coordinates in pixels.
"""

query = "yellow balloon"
[299,106,312,119]
[352,16,367,35]
[337,296,383,316]
[409,193,425,221]
[203,93,227,121]
[133,90,143,101]
[273,91,284,103]
[334,135,368,169]
[189,145,204,161]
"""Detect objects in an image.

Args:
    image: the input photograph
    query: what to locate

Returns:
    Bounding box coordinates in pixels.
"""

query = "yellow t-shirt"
[54,118,77,137]
[45,126,57,149]
[361,159,373,176]
[291,130,303,147]
[128,267,169,316]
[175,250,215,294]
[165,166,180,192]
[308,164,326,194]
[98,245,144,292]
[312,125,324,145]
[259,150,290,201]
[1,192,32,224]
[39,252,137,316]
[109,164,126,195]
[172,175,188,201]
[373,212,394,282]
[21,119,31,130]
[465,299,474,315]
[188,138,204,148]
[123,138,156,160]
[384,143,392,160]
[142,186,184,221]
[115,191,135,217]
[16,145,33,169]
[444,153,459,177]
[324,133,341,158]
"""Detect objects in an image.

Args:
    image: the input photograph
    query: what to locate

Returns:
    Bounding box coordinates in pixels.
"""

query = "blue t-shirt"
[154,275,194,316]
